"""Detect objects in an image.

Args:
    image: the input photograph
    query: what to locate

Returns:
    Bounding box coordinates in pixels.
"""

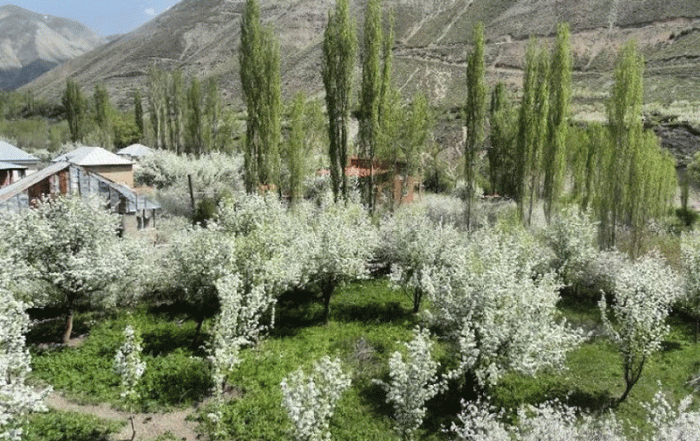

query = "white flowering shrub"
[0,286,49,441]
[424,228,585,386]
[450,390,700,441]
[543,205,599,288]
[166,225,234,332]
[209,274,271,392]
[280,356,352,441]
[217,193,309,296]
[299,201,377,322]
[379,207,461,313]
[450,399,626,441]
[113,324,146,404]
[0,195,129,343]
[376,327,444,440]
[645,389,700,441]
[599,254,683,403]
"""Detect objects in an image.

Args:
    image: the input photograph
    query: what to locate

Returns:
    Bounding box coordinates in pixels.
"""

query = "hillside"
[21,0,700,108]
[0,5,106,90]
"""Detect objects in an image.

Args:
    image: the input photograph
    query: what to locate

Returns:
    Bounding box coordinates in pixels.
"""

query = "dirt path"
[45,392,201,441]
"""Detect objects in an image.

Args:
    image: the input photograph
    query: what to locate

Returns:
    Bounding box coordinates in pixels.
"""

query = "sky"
[1,0,181,36]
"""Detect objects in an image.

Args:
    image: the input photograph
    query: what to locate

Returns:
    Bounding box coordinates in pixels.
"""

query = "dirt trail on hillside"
[45,392,200,441]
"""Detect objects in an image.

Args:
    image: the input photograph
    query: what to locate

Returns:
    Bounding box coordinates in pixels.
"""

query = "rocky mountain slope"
[0,5,106,90]
[21,0,700,109]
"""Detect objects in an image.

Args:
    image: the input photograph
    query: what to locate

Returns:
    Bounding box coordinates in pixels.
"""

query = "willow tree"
[542,23,572,222]
[240,0,281,193]
[464,22,487,229]
[322,0,356,202]
[516,39,550,225]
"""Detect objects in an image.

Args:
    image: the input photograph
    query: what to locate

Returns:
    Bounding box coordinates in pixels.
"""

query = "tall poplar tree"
[147,65,167,150]
[597,41,676,253]
[488,82,517,198]
[240,0,280,192]
[322,0,356,202]
[204,79,221,153]
[516,39,550,225]
[359,0,383,210]
[542,23,572,222]
[286,93,308,206]
[93,83,113,148]
[63,78,86,143]
[464,22,487,229]
[186,77,203,155]
[133,89,144,141]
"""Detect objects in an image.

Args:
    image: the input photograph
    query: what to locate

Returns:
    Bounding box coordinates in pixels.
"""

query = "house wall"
[0,170,9,187]
[85,165,134,188]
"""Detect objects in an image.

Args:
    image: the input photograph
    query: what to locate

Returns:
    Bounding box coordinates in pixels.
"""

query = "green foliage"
[62,77,87,143]
[111,111,141,149]
[93,83,113,148]
[516,38,550,225]
[285,93,310,205]
[543,23,572,221]
[597,42,677,253]
[133,89,144,140]
[322,0,356,202]
[240,0,281,192]
[488,83,517,198]
[464,22,487,228]
[22,410,124,441]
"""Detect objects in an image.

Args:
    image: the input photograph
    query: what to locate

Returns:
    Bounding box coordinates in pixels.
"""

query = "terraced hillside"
[21,0,700,109]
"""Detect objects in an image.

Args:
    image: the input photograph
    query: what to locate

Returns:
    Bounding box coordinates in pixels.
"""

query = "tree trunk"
[412,288,422,314]
[63,308,74,344]
[322,284,335,324]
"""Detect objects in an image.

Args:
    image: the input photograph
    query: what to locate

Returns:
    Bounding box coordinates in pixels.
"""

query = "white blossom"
[599,254,682,402]
[379,207,461,312]
[376,327,444,440]
[543,205,599,287]
[113,324,146,404]
[280,356,351,441]
[0,286,49,441]
[424,227,585,386]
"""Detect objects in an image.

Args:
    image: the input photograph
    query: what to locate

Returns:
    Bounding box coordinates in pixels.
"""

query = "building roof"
[117,144,154,158]
[53,146,133,166]
[0,141,39,165]
[0,162,70,203]
[0,161,27,170]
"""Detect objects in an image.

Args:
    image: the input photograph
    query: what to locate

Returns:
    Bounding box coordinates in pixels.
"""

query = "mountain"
[20,0,700,108]
[0,5,106,90]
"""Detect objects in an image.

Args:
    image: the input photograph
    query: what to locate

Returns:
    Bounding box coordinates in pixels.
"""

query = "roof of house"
[53,146,133,166]
[117,144,154,158]
[0,141,39,165]
[0,162,70,203]
[0,161,27,170]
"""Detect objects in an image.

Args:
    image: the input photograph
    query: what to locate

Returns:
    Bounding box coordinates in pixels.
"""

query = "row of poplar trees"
[240,0,431,207]
[464,23,676,252]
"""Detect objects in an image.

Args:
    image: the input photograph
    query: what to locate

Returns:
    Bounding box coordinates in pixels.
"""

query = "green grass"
[214,279,422,440]
[30,308,212,411]
[22,410,124,441]
[29,279,700,440]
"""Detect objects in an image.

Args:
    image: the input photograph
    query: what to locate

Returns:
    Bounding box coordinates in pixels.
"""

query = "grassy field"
[28,277,700,440]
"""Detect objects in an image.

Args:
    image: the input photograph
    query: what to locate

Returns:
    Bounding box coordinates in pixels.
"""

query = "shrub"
[280,356,352,441]
[22,410,123,441]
